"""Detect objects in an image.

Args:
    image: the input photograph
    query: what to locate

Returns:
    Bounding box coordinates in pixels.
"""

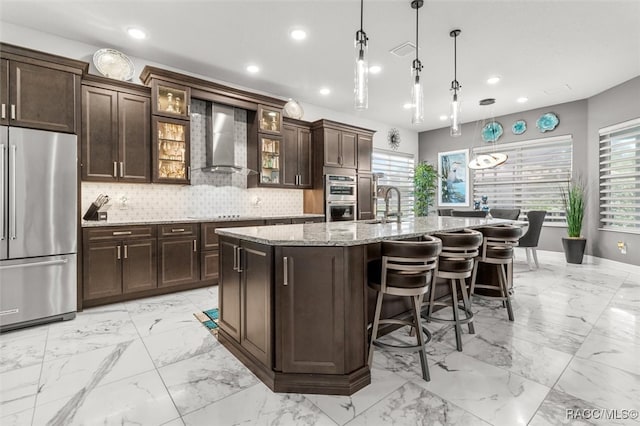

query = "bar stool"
[470,225,522,321]
[368,237,442,381]
[423,229,483,351]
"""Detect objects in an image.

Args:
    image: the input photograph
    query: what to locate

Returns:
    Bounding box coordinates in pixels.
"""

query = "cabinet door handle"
[283,257,289,286]
[112,231,132,236]
[232,245,238,271]
[187,166,191,180]
[171,228,185,233]
[113,162,117,177]
[119,162,124,177]
[0,144,4,241]
[237,247,243,273]
[123,244,128,259]
[10,105,16,120]
[1,104,5,119]
[193,239,197,252]
[117,245,121,260]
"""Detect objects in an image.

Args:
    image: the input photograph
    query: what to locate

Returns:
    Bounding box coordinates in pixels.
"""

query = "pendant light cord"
[360,0,364,31]
[453,34,457,82]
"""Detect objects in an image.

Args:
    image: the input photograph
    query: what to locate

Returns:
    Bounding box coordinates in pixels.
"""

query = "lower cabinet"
[357,173,375,220]
[158,232,199,288]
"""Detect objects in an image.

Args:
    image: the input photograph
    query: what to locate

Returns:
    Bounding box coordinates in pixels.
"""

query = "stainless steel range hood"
[202,102,256,175]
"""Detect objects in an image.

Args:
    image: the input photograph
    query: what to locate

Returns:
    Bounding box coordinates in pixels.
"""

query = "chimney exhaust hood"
[202,102,257,175]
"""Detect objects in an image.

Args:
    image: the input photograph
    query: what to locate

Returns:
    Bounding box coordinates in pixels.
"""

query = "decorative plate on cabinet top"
[93,48,135,81]
[481,121,503,142]
[512,120,527,135]
[536,112,559,132]
[283,99,304,119]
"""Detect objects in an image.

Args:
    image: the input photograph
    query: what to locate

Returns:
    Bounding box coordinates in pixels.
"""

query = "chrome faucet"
[378,185,402,223]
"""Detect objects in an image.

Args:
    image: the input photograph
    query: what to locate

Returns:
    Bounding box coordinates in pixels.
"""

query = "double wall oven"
[325,174,357,222]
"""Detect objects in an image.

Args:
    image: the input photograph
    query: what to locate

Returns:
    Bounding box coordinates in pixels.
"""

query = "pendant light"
[410,0,424,124]
[449,29,462,137]
[354,0,369,110]
[468,98,508,170]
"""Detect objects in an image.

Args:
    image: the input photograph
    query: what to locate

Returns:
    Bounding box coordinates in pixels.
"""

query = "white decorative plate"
[93,48,135,81]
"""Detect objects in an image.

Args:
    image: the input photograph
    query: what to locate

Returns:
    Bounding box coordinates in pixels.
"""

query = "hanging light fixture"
[354,0,368,110]
[468,98,508,170]
[449,29,462,137]
[410,0,424,124]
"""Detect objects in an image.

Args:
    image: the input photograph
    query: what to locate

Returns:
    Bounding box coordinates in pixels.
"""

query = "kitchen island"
[215,216,507,395]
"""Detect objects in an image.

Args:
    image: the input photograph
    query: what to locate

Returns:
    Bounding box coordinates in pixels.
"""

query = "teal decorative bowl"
[512,120,526,135]
[536,112,559,132]
[482,121,503,142]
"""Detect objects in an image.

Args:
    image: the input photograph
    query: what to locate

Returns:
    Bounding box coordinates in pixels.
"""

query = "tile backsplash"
[81,100,303,222]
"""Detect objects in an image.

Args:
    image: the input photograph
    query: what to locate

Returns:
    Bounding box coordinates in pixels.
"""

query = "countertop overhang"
[215,217,511,246]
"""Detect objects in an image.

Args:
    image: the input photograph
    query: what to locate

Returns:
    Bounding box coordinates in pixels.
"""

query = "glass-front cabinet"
[258,105,282,135]
[152,116,190,184]
[260,135,282,185]
[152,80,191,119]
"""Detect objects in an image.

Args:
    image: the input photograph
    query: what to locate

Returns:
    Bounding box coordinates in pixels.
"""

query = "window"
[372,149,415,218]
[599,118,640,232]
[472,135,573,224]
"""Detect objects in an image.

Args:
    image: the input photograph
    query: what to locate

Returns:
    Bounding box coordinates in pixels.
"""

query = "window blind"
[372,149,415,218]
[472,135,573,223]
[599,118,640,232]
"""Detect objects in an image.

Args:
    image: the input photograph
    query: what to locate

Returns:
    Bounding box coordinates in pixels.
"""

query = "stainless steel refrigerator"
[0,126,77,331]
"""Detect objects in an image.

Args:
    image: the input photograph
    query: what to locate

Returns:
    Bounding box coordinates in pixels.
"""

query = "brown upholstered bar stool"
[368,237,442,381]
[423,229,483,351]
[470,225,523,321]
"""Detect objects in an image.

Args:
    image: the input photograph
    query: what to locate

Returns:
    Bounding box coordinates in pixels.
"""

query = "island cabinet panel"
[357,173,375,220]
[218,237,242,342]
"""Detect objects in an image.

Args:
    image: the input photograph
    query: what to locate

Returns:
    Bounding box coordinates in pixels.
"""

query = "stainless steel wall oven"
[325,174,357,222]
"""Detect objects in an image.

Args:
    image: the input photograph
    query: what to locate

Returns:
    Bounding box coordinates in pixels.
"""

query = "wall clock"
[388,128,401,150]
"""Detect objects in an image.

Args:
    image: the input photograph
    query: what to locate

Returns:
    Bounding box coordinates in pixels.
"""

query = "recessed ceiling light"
[246,65,260,74]
[290,29,307,41]
[403,103,413,110]
[439,115,448,121]
[487,76,501,85]
[127,27,146,40]
[369,65,382,74]
[319,87,331,96]
[517,96,529,103]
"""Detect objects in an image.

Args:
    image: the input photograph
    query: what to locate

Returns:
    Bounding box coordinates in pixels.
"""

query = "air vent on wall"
[389,41,416,57]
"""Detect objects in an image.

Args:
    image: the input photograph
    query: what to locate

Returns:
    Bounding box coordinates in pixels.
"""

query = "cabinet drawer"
[159,223,198,238]
[84,225,156,242]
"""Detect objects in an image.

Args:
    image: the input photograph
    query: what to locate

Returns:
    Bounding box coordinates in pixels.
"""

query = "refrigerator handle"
[10,144,16,240]
[0,144,4,241]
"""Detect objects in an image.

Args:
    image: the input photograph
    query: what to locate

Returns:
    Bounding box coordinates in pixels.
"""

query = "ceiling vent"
[389,41,416,57]
[543,84,572,95]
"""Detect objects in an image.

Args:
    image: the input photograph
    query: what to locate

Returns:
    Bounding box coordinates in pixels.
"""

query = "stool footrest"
[372,324,432,353]
[423,305,474,325]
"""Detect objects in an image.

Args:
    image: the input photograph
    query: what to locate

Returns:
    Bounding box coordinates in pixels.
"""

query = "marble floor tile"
[612,282,640,308]
[129,309,201,338]
[183,285,219,312]
[123,293,196,317]
[346,380,490,426]
[415,350,550,426]
[36,339,155,406]
[141,323,219,368]
[183,382,336,426]
[555,357,640,413]
[31,370,179,426]
[0,363,40,417]
[529,388,636,426]
[161,418,186,426]
[0,330,47,374]
[0,408,33,426]
[591,303,640,343]
[158,345,259,416]
[305,354,407,425]
[575,331,640,375]
[462,331,572,387]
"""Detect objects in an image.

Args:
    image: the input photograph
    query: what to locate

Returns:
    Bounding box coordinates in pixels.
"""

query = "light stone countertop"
[215,216,511,246]
[81,214,325,228]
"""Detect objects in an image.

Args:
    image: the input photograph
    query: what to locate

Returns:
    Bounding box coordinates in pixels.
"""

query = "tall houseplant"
[414,162,439,216]
[560,179,586,264]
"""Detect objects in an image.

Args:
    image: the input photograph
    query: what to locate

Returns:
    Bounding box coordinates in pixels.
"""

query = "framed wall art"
[438,149,469,206]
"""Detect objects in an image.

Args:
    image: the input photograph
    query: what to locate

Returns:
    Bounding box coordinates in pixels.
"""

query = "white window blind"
[599,118,640,232]
[372,149,415,218]
[472,135,573,224]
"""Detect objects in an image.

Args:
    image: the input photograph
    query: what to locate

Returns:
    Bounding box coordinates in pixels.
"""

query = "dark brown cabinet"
[218,236,273,367]
[357,134,373,172]
[82,226,157,303]
[1,44,86,133]
[291,216,325,224]
[357,173,375,220]
[81,78,151,182]
[149,80,191,120]
[152,116,191,184]
[320,127,357,169]
[282,119,312,188]
[158,224,199,287]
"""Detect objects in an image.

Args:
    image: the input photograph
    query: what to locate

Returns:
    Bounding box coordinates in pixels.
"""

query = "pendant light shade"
[354,0,368,110]
[410,0,424,125]
[449,29,462,137]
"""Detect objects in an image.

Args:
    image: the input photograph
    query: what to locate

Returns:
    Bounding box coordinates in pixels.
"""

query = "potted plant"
[414,162,439,216]
[560,179,586,264]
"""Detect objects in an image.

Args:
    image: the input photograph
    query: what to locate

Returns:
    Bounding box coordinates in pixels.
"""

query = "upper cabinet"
[152,116,190,184]
[311,120,375,173]
[357,134,373,172]
[282,119,312,188]
[150,80,191,120]
[81,76,151,183]
[1,43,87,133]
[258,105,282,135]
